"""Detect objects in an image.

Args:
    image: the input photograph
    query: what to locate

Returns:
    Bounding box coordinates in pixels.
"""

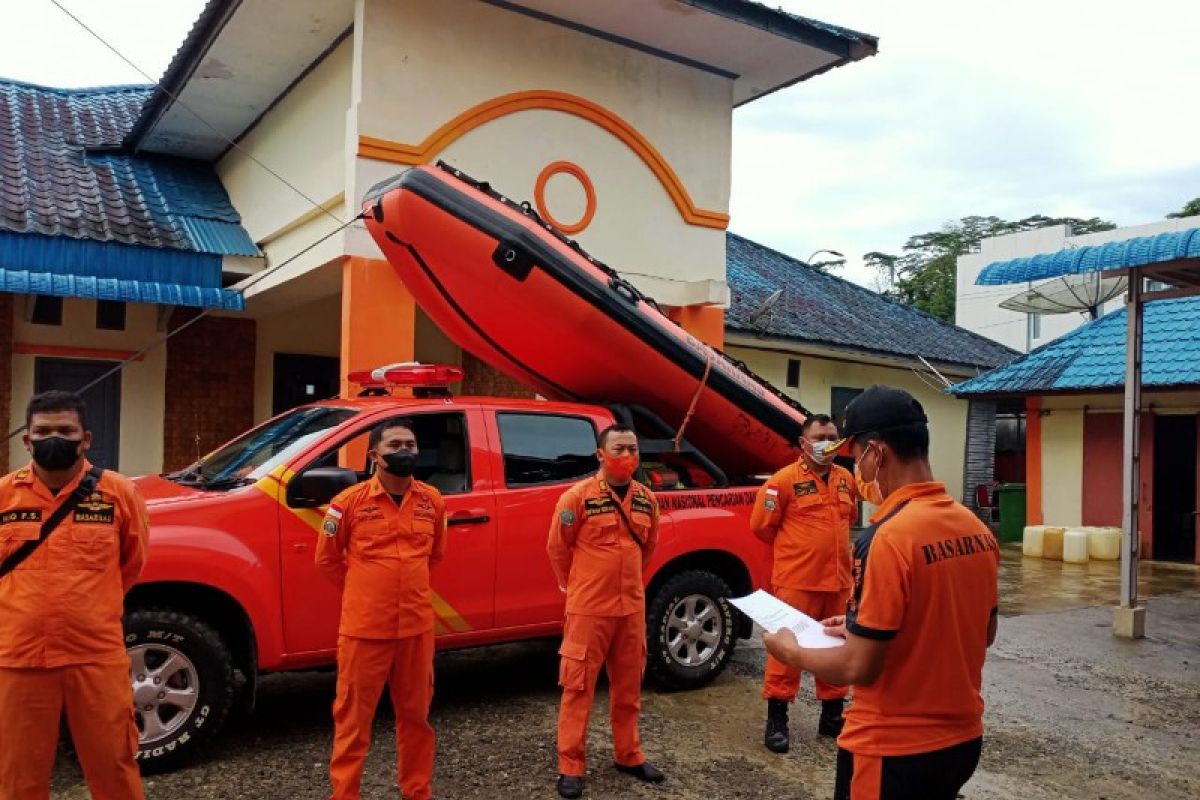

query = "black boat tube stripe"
[393,168,806,444]
[399,242,584,402]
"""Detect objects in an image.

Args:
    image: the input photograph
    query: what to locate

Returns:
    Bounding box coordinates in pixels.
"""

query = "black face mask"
[31,436,82,471]
[380,451,417,478]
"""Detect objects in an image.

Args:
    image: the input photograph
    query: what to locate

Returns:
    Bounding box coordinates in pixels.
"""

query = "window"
[306,412,471,494]
[641,451,720,491]
[831,386,864,427]
[995,414,1026,455]
[786,359,801,389]
[187,406,358,486]
[498,413,597,487]
[30,295,63,326]
[96,300,126,331]
[1028,312,1042,340]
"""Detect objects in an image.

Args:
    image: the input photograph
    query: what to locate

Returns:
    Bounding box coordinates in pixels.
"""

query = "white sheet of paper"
[729,590,846,649]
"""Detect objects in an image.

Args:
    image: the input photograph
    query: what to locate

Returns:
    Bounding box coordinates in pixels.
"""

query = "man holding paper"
[749,413,857,752]
[763,386,999,800]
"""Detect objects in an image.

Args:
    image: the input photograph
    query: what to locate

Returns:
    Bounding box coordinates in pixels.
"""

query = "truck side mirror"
[287,466,358,508]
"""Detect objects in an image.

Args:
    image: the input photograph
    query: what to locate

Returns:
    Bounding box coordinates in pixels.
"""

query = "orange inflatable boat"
[362,163,807,477]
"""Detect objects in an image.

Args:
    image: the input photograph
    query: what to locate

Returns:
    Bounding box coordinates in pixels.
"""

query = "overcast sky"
[4,1,1199,288]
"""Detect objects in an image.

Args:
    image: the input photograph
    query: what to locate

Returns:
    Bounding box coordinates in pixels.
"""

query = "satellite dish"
[999,272,1127,318]
[748,289,783,327]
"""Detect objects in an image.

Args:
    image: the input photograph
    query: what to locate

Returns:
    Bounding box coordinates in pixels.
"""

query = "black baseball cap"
[830,385,928,456]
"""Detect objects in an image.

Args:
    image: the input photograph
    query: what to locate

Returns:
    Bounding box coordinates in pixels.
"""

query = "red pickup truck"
[125,392,772,771]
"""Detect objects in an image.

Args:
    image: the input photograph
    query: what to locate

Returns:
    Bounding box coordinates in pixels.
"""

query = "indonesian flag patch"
[323,504,344,537]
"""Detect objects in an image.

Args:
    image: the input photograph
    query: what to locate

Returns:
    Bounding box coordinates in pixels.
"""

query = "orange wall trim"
[1025,396,1043,526]
[534,161,596,235]
[13,343,144,362]
[357,89,731,230]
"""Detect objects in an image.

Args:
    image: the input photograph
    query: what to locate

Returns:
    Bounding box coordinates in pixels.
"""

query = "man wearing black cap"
[763,385,1000,800]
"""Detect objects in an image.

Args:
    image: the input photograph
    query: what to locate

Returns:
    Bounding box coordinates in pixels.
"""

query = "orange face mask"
[601,453,638,483]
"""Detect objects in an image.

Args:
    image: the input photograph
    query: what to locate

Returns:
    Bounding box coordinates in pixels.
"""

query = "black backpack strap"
[0,466,105,579]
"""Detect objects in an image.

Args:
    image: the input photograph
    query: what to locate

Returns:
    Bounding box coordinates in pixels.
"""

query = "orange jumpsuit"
[0,461,148,800]
[546,473,660,777]
[316,476,446,800]
[750,459,856,703]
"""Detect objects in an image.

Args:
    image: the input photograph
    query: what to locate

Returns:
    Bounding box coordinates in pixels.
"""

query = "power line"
[5,3,373,446]
[49,0,347,228]
[5,211,364,444]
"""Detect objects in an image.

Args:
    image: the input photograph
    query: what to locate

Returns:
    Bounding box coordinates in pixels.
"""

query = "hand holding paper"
[730,590,846,649]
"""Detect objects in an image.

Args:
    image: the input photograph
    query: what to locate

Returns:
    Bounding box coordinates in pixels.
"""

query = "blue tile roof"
[726,233,1019,370]
[950,296,1200,396]
[976,228,1200,286]
[0,78,257,257]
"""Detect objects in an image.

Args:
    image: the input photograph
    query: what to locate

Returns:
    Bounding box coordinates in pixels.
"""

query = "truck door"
[278,408,497,656]
[489,410,601,628]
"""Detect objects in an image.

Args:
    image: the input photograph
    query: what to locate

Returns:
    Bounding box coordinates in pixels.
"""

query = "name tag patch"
[794,480,818,497]
[1,509,42,525]
[584,497,616,517]
[73,498,115,525]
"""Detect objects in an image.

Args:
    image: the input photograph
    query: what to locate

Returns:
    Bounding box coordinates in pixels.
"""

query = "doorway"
[272,354,340,415]
[1152,414,1197,562]
[33,358,122,470]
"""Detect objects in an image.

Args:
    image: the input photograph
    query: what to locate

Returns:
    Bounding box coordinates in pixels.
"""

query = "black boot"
[764,699,790,753]
[818,698,845,737]
[557,774,584,798]
[614,762,665,783]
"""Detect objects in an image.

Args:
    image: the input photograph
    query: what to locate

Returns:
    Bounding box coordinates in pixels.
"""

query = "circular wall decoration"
[534,161,596,235]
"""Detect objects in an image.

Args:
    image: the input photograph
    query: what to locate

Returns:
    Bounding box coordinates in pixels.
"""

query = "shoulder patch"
[559,509,577,527]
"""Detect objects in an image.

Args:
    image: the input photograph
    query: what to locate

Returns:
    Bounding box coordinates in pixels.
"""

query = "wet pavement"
[50,548,1200,799]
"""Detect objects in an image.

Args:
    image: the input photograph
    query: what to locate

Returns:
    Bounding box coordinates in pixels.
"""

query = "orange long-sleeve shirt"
[0,461,148,668]
[749,459,856,592]
[316,476,446,639]
[547,473,659,617]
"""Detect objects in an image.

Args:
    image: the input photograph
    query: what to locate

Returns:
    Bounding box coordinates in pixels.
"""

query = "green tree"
[1167,198,1200,219]
[864,215,1117,322]
[809,258,847,273]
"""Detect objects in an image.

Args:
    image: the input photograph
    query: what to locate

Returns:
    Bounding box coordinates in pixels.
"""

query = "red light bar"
[347,362,464,387]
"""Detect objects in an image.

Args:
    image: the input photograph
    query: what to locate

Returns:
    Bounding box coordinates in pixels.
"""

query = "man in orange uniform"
[763,386,1000,800]
[316,418,446,800]
[750,413,857,752]
[0,390,148,800]
[547,424,663,799]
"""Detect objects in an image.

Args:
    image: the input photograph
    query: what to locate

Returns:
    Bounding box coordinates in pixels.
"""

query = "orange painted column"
[340,256,417,466]
[669,305,725,350]
[1025,396,1043,525]
[340,256,418,391]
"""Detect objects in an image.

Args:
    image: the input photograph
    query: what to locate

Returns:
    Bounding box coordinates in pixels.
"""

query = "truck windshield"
[173,406,358,487]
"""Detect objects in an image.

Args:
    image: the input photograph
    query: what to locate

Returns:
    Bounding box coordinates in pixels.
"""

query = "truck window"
[641,452,720,491]
[497,413,597,488]
[307,412,472,495]
[181,406,358,486]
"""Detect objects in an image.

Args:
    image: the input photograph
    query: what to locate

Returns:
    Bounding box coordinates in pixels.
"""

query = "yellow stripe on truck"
[255,467,473,633]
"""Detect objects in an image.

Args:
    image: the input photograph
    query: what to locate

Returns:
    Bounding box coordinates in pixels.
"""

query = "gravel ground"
[50,558,1200,800]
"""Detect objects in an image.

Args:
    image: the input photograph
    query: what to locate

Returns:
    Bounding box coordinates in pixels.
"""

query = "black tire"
[645,569,736,690]
[124,609,235,774]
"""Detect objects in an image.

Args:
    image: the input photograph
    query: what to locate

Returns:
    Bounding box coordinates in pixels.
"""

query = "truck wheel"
[124,609,235,774]
[645,570,736,690]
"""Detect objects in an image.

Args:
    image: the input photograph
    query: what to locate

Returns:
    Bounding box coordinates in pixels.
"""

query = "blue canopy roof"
[976,228,1200,286]
[0,231,243,310]
[949,296,1200,396]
